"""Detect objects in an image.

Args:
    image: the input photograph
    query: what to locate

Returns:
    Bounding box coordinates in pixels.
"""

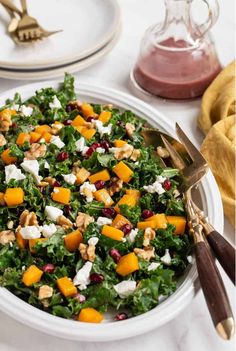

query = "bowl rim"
[0,80,224,342]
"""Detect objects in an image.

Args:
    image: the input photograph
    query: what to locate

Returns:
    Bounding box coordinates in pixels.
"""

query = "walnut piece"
[113,144,134,160]
[0,134,6,146]
[57,215,73,230]
[156,146,170,159]
[24,143,47,160]
[130,149,141,161]
[143,227,156,247]
[38,285,53,300]
[20,210,38,226]
[0,230,15,245]
[0,109,13,132]
[44,177,56,186]
[75,212,94,232]
[125,123,135,138]
[108,177,123,196]
[134,246,155,261]
[50,123,63,135]
[79,242,96,262]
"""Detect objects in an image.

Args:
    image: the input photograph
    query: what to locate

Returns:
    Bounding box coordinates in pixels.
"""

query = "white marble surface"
[0,0,235,350]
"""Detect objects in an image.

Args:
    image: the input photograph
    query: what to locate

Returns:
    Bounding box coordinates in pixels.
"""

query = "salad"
[0,74,192,323]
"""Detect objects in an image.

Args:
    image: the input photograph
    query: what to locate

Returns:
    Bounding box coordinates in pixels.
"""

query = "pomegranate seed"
[102,207,116,218]
[39,187,45,194]
[109,248,121,263]
[94,180,105,190]
[64,204,72,215]
[74,293,86,303]
[85,143,101,157]
[66,103,79,113]
[42,263,55,273]
[142,209,154,219]
[91,142,100,150]
[86,116,94,122]
[12,122,17,129]
[100,140,110,151]
[57,152,69,161]
[53,180,61,187]
[63,119,72,125]
[90,273,104,284]
[163,179,172,191]
[114,312,128,321]
[121,224,132,235]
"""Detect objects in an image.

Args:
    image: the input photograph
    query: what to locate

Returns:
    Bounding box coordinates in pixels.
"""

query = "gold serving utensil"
[141,126,235,340]
[0,0,21,15]
[16,0,62,42]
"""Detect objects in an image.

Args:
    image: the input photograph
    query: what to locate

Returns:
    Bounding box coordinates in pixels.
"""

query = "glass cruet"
[132,0,222,99]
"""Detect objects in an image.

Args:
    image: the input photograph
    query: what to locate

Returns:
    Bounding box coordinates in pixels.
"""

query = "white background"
[0,0,235,350]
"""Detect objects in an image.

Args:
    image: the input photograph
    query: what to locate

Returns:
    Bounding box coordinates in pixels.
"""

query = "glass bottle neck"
[164,0,192,25]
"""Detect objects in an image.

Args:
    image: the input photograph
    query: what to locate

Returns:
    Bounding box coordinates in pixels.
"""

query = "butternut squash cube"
[57,276,77,297]
[35,125,51,135]
[101,225,124,241]
[94,189,114,206]
[80,128,96,140]
[76,168,91,184]
[88,169,110,184]
[16,231,28,249]
[146,213,168,229]
[112,214,131,229]
[51,187,71,205]
[22,265,43,286]
[116,252,139,276]
[98,111,111,124]
[71,115,87,127]
[16,132,30,146]
[78,308,104,323]
[125,189,141,201]
[42,132,52,143]
[113,161,133,183]
[74,126,85,133]
[81,103,94,118]
[0,192,5,206]
[115,194,137,213]
[137,221,156,230]
[166,216,187,235]
[30,132,41,143]
[114,140,127,148]
[64,229,83,252]
[29,238,48,253]
[4,188,24,206]
[1,148,17,165]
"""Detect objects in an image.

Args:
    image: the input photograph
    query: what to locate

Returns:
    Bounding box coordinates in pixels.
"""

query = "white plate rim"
[0,81,224,342]
[0,0,121,70]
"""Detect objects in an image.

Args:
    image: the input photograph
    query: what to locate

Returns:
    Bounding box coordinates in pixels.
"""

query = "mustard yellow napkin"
[198,61,236,227]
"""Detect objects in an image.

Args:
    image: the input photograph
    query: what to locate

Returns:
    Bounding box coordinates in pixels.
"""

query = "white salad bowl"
[0,81,224,342]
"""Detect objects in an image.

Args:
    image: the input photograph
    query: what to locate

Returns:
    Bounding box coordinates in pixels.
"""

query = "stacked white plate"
[0,0,121,80]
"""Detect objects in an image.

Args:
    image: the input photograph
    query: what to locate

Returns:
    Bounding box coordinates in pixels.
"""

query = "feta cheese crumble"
[63,173,77,185]
[143,175,167,195]
[50,136,65,149]
[20,105,33,117]
[187,255,193,264]
[160,249,172,266]
[96,147,105,154]
[5,165,26,184]
[20,226,41,239]
[41,223,57,238]
[44,161,50,169]
[49,96,62,109]
[96,217,112,226]
[73,261,93,290]
[127,228,139,243]
[45,206,63,222]
[20,159,42,184]
[94,120,112,136]
[113,281,137,298]
[148,262,161,271]
[88,237,99,246]
[79,182,96,203]
[75,137,86,152]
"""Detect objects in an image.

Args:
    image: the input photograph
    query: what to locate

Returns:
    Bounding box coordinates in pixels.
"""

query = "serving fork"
[142,126,235,340]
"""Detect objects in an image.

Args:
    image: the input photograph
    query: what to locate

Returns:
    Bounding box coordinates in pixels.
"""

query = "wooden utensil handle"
[195,241,234,338]
[207,230,235,285]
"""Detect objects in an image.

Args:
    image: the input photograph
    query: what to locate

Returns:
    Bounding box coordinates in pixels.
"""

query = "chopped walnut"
[143,228,156,247]
[0,230,15,245]
[134,246,155,261]
[113,216,132,229]
[38,181,49,187]
[67,99,83,110]
[44,177,56,186]
[75,212,94,232]
[108,177,123,196]
[0,134,6,146]
[157,146,170,159]
[72,161,82,175]
[57,215,73,230]
[125,123,135,138]
[113,144,134,160]
[51,123,63,135]
[130,149,141,161]
[24,143,47,160]
[79,242,96,262]
[0,109,13,132]
[38,285,53,300]
[103,103,113,109]
[20,210,38,226]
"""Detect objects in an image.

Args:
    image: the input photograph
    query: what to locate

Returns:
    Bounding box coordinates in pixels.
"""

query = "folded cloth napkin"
[198,61,236,227]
